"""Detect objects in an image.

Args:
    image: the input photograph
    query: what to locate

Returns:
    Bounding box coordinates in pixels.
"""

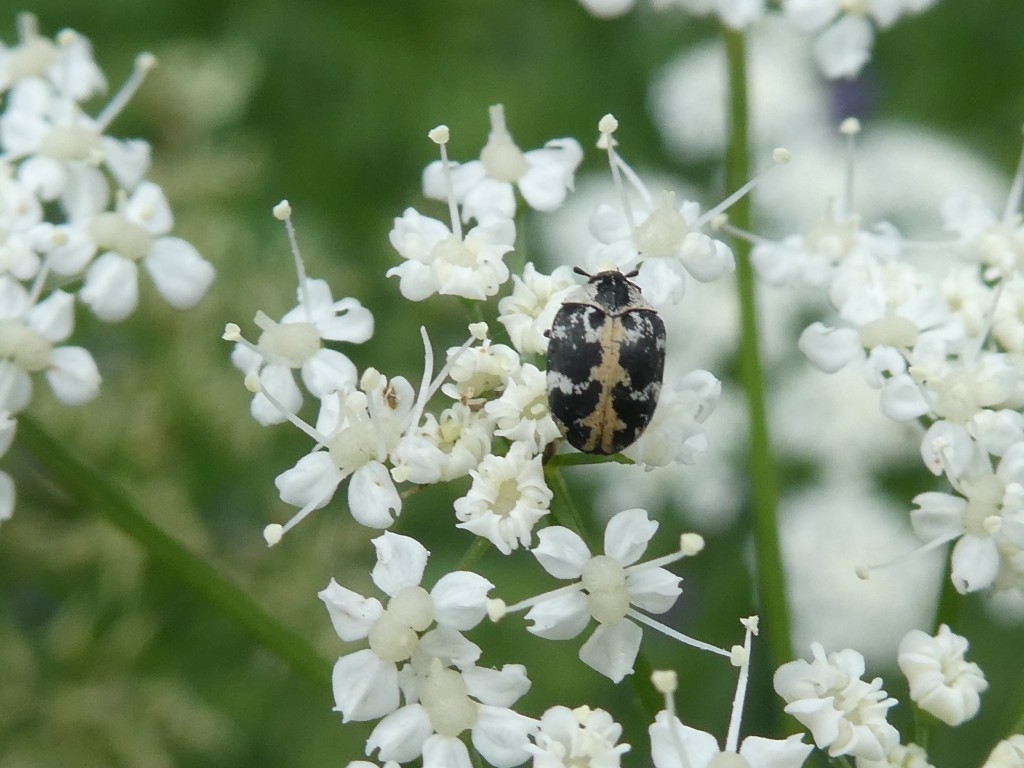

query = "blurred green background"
[2,1,1024,766]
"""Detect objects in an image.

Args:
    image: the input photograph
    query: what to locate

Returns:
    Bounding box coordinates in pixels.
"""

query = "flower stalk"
[15,415,332,690]
[722,27,793,674]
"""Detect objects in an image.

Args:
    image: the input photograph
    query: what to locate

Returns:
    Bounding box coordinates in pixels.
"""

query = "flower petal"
[331,648,399,723]
[578,620,642,683]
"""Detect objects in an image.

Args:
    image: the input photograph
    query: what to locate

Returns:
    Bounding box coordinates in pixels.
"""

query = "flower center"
[931,370,981,424]
[961,473,1004,536]
[420,663,478,737]
[857,315,920,350]
[6,36,57,80]
[491,477,520,518]
[480,104,528,182]
[89,211,154,261]
[430,233,478,268]
[367,610,419,663]
[39,124,103,163]
[634,193,688,259]
[387,586,435,632]
[255,315,321,367]
[581,555,629,624]
[707,752,750,768]
[0,318,53,371]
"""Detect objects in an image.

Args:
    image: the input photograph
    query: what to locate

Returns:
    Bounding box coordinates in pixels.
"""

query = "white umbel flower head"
[525,705,631,768]
[896,624,987,727]
[453,441,552,554]
[773,643,899,762]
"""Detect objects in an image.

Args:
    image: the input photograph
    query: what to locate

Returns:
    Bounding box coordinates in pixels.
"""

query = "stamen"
[652,669,693,768]
[626,609,731,657]
[840,117,861,219]
[599,114,638,233]
[429,125,463,241]
[503,581,588,614]
[696,147,791,228]
[724,617,756,754]
[855,531,959,580]
[272,484,336,543]
[95,52,157,132]
[273,200,312,320]
[246,373,329,446]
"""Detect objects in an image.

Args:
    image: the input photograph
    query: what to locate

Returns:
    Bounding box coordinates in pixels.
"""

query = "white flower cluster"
[749,120,1024,601]
[576,0,937,79]
[0,14,213,524]
[231,109,732,552]
[219,106,767,768]
[775,624,988,765]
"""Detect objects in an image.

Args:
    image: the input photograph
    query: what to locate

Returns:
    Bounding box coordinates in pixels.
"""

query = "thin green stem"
[722,28,793,671]
[15,415,332,690]
[544,463,594,548]
[931,546,963,632]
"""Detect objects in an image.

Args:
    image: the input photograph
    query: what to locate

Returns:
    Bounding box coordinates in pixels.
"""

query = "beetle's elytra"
[546,268,666,455]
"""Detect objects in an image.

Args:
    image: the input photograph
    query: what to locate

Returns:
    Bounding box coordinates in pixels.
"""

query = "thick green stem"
[15,415,332,690]
[722,28,793,672]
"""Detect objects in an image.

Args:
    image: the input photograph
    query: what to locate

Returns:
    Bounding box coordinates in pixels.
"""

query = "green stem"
[722,28,793,671]
[15,415,332,690]
[930,551,962,632]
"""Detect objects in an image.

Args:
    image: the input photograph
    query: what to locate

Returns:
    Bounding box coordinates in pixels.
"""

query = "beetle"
[545,267,665,454]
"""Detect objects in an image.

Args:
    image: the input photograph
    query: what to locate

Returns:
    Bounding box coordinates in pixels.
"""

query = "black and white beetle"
[546,267,666,454]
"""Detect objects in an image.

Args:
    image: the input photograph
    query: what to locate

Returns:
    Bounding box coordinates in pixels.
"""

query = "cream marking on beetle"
[579,315,632,453]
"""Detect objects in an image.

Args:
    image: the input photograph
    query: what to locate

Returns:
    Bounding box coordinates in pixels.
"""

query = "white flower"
[621,369,720,468]
[0,166,46,280]
[525,705,630,768]
[982,735,1024,768]
[391,402,494,485]
[773,643,899,762]
[422,104,582,223]
[484,363,562,455]
[781,0,938,79]
[441,335,521,404]
[271,371,415,537]
[0,32,152,197]
[366,657,536,768]
[319,531,493,723]
[855,743,934,768]
[942,191,1024,279]
[0,276,100,410]
[231,277,372,425]
[650,711,812,768]
[665,0,766,29]
[589,190,735,306]
[387,207,515,302]
[0,14,105,102]
[911,441,1024,594]
[497,263,578,356]
[520,508,683,682]
[577,0,765,28]
[453,442,552,555]
[896,624,987,726]
[79,181,214,321]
